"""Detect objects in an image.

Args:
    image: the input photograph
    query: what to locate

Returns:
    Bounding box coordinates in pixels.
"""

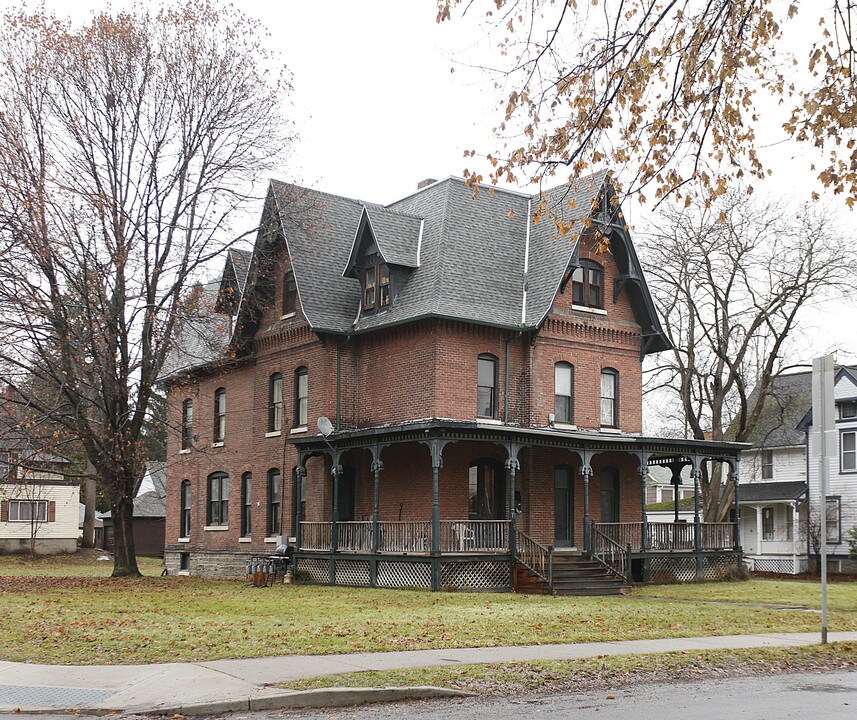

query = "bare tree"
[0,1,290,576]
[438,1,857,206]
[642,192,853,521]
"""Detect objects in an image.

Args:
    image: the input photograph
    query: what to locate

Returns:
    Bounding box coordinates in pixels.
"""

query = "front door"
[600,467,620,524]
[554,465,574,547]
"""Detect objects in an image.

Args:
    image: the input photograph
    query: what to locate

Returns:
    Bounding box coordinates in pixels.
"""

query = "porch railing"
[590,521,629,581]
[300,521,332,551]
[597,521,736,552]
[439,520,509,553]
[514,529,552,588]
[378,520,431,553]
[299,520,510,554]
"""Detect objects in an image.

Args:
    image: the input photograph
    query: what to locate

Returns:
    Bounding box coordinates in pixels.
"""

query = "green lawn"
[0,552,163,577]
[1,555,855,665]
[634,578,857,613]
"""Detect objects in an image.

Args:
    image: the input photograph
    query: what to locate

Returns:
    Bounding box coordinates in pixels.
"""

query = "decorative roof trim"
[416,218,425,266]
[521,198,531,325]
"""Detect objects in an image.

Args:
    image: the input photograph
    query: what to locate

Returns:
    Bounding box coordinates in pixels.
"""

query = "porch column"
[331,464,342,553]
[371,459,383,554]
[581,464,592,552]
[426,439,447,592]
[732,463,742,551]
[638,459,649,552]
[792,499,800,572]
[692,464,702,580]
[755,506,763,556]
[294,465,307,550]
[506,457,519,557]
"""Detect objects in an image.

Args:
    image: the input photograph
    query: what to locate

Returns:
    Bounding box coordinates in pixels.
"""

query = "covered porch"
[289,420,747,591]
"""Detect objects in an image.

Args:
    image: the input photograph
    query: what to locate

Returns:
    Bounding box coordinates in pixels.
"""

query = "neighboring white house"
[1,452,78,555]
[740,367,857,574]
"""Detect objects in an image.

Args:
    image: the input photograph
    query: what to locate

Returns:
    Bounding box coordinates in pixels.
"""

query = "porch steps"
[516,554,630,596]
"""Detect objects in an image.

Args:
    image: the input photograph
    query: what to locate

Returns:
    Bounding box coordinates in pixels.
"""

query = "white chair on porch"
[453,522,475,551]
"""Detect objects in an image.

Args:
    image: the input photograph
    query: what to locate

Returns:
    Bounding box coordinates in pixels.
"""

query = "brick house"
[163,171,746,591]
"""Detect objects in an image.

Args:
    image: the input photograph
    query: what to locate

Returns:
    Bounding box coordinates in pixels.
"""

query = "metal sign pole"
[812,354,835,644]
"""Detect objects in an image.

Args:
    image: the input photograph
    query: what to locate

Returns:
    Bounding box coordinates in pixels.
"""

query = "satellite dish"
[317,416,333,437]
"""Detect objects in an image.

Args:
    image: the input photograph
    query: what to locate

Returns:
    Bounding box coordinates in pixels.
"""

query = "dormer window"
[363,263,390,312]
[840,400,857,419]
[572,260,604,309]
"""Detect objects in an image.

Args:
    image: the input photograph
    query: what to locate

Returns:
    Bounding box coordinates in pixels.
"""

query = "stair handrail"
[514,528,553,590]
[590,520,630,582]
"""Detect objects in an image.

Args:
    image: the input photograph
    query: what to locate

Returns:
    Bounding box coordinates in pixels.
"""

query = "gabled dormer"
[343,206,422,314]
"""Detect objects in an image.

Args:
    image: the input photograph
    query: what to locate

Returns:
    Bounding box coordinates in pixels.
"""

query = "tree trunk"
[81,465,97,549]
[111,491,141,577]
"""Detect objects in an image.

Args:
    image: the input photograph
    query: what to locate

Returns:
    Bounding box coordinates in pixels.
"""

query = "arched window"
[206,472,228,526]
[477,354,498,419]
[267,468,281,536]
[571,260,604,308]
[181,399,193,450]
[554,362,574,423]
[179,480,191,538]
[268,373,283,433]
[282,271,297,315]
[213,388,226,443]
[294,367,308,428]
[241,472,252,537]
[600,368,619,427]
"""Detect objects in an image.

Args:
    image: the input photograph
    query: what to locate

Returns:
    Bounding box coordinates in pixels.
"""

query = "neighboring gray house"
[102,461,166,557]
[741,367,857,574]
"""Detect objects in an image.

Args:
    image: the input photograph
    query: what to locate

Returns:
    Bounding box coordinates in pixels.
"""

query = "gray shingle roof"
[739,481,807,503]
[172,172,668,373]
[229,248,252,293]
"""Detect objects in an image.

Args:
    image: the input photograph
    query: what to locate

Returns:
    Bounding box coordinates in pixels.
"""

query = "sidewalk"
[1,631,855,716]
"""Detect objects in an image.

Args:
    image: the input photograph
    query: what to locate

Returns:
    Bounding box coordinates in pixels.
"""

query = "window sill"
[179,448,191,455]
[571,304,607,316]
[211,442,224,448]
[177,570,191,576]
[178,537,190,543]
[553,422,578,430]
[264,536,279,544]
[599,427,622,434]
[477,418,503,425]
[280,312,297,320]
[265,430,282,438]
[204,525,229,532]
[290,426,308,435]
[238,537,252,543]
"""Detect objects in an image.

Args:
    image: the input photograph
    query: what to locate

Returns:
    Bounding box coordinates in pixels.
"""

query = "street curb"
[127,686,476,716]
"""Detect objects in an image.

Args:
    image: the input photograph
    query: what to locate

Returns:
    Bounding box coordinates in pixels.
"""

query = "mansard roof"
[228,171,669,353]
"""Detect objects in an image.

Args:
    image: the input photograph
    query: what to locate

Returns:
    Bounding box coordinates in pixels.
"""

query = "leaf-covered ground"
[1,561,855,665]
[280,644,857,695]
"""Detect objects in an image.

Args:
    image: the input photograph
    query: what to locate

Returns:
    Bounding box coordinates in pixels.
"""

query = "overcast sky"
[3,0,855,372]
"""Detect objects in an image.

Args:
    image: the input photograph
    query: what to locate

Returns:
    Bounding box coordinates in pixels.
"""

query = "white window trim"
[238,537,252,543]
[265,430,282,438]
[280,312,297,320]
[203,525,229,532]
[477,418,504,426]
[571,304,607,316]
[290,426,308,435]
[177,537,190,543]
[553,422,578,431]
[179,448,191,455]
[264,536,278,544]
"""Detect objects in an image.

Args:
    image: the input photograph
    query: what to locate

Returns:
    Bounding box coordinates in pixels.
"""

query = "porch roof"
[738,481,807,504]
[290,419,748,461]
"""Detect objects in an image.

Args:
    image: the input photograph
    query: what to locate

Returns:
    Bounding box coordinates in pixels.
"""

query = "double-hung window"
[241,472,252,537]
[282,272,297,315]
[761,449,773,479]
[600,368,619,427]
[181,399,193,450]
[9,500,48,522]
[207,472,228,526]
[363,263,391,311]
[267,468,281,536]
[294,367,308,428]
[477,354,498,419]
[554,362,574,423]
[842,431,856,472]
[762,507,774,540]
[179,480,191,538]
[268,373,283,433]
[213,388,226,443]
